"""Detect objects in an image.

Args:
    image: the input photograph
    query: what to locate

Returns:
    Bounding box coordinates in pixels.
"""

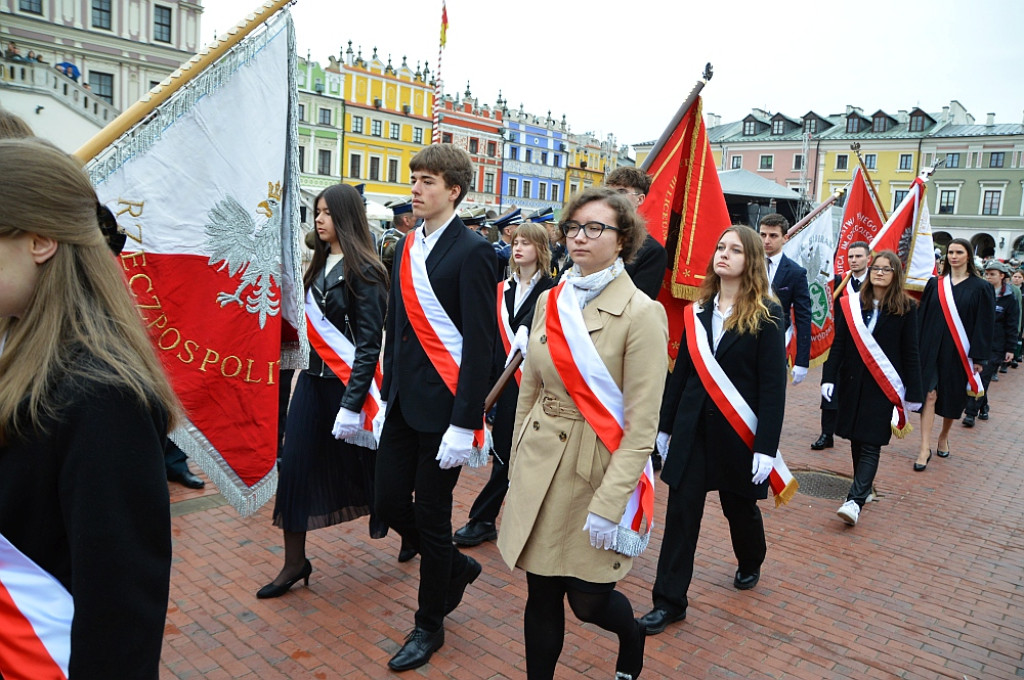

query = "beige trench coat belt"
[539,396,603,489]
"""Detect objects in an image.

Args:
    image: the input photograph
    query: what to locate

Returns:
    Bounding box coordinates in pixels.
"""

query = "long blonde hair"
[508,222,552,278]
[698,225,777,335]
[0,138,178,442]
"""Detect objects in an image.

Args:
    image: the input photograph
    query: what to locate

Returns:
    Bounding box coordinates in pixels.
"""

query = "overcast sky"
[201,0,1024,146]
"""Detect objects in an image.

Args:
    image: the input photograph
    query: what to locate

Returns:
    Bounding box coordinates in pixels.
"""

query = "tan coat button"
[613,561,621,569]
[532,421,540,430]
[539,335,547,344]
[558,431,567,441]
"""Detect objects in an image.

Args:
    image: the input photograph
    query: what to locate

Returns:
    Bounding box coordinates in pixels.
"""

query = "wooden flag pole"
[851,142,889,223]
[484,352,522,412]
[640,63,713,173]
[74,0,293,163]
[778,187,846,241]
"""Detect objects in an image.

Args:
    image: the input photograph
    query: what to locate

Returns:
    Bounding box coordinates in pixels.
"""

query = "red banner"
[834,167,883,277]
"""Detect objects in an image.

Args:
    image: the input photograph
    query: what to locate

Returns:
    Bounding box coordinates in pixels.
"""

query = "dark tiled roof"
[931,124,1024,137]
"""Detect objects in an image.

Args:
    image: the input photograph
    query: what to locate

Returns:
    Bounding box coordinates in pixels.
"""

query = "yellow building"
[565,132,617,198]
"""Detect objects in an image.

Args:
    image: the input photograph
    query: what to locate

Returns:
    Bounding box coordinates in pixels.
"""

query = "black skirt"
[273,372,386,536]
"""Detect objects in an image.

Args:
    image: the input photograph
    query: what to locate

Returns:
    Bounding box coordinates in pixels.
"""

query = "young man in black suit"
[375,144,497,672]
[605,167,668,300]
[759,214,811,386]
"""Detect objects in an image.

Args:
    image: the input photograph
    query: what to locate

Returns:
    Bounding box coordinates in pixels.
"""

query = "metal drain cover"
[792,470,854,500]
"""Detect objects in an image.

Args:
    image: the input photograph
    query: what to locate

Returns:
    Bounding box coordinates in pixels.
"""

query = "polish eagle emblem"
[204,181,283,329]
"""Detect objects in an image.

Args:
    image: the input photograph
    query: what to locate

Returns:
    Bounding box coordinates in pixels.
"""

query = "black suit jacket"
[624,234,668,300]
[659,301,787,497]
[772,254,812,367]
[382,216,498,432]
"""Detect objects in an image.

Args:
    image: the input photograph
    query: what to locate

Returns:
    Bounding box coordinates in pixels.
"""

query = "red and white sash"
[684,304,798,507]
[304,288,384,449]
[0,532,72,680]
[545,282,655,556]
[496,280,522,386]
[398,234,487,465]
[839,293,913,438]
[937,275,985,397]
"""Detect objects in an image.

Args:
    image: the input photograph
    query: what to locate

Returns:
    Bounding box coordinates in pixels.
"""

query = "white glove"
[505,325,530,368]
[436,424,475,470]
[821,383,835,402]
[751,452,774,485]
[332,406,362,440]
[582,512,618,551]
[904,401,922,413]
[372,401,387,441]
[656,431,671,463]
[791,365,808,385]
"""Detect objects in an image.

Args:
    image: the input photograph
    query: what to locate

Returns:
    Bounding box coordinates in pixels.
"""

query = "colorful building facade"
[501,100,567,213]
[437,84,503,211]
[565,131,618,198]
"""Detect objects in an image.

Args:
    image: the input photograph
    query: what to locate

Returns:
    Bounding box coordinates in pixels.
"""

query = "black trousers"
[467,454,508,524]
[964,356,999,416]
[846,440,880,507]
[164,440,189,477]
[374,396,471,632]
[820,407,837,436]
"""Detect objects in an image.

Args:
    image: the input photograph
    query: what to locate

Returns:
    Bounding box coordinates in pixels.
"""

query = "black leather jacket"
[306,260,387,413]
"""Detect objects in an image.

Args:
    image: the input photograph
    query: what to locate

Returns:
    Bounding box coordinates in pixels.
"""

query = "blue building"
[500,99,567,213]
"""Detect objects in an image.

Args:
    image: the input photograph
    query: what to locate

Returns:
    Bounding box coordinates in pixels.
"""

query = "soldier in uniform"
[379,197,416,276]
[490,208,522,280]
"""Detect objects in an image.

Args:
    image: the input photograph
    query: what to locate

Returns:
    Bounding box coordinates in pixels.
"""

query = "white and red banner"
[870,175,926,265]
[87,12,304,515]
[782,207,836,368]
[834,167,883,278]
[496,280,523,386]
[904,203,937,293]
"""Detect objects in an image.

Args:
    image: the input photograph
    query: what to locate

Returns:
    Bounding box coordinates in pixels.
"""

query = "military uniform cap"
[387,196,414,216]
[459,206,489,227]
[526,206,555,223]
[492,208,523,230]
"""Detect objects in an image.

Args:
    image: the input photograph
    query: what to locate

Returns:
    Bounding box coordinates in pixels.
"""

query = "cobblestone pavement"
[162,363,1024,679]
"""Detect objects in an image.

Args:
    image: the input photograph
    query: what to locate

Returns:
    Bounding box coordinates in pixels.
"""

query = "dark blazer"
[306,261,387,414]
[992,284,1020,357]
[822,298,924,446]
[624,234,668,300]
[820,275,865,411]
[0,368,171,679]
[772,254,812,367]
[382,216,498,432]
[659,300,787,498]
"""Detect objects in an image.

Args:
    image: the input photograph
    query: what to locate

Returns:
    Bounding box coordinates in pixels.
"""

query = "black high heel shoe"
[913,450,932,472]
[256,559,312,599]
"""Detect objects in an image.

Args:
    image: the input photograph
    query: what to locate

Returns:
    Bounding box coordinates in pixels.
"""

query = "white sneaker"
[836,500,860,526]
[865,491,875,503]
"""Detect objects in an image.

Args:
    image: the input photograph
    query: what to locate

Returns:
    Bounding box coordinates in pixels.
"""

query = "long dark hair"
[303,183,388,292]
[940,237,980,278]
[860,250,914,316]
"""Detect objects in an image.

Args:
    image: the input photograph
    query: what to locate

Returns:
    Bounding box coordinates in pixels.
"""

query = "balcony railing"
[1,60,119,127]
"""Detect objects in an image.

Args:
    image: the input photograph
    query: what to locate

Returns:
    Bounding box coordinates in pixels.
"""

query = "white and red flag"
[782,207,836,368]
[86,11,304,515]
[869,175,927,265]
[834,167,883,278]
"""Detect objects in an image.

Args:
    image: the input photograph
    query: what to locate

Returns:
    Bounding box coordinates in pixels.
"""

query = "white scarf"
[561,258,625,309]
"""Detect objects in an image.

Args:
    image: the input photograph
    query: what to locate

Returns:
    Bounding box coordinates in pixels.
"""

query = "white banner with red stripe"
[684,304,798,506]
[398,233,487,465]
[839,293,913,438]
[496,280,522,386]
[0,532,72,680]
[304,289,383,449]
[545,282,654,556]
[937,275,985,397]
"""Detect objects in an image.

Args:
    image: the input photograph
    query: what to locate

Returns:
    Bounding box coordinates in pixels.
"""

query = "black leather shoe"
[978,405,989,421]
[962,415,975,427]
[733,570,760,590]
[638,607,685,635]
[398,539,418,563]
[810,434,834,450]
[444,556,481,615]
[999,364,1008,373]
[387,627,444,671]
[453,521,497,547]
[168,470,205,489]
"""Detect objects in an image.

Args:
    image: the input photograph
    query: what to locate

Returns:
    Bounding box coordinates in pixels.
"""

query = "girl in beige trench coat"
[497,187,668,680]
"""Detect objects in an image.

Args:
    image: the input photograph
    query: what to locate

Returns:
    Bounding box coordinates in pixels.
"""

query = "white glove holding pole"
[821,383,835,402]
[436,424,475,470]
[656,431,671,463]
[582,512,618,551]
[505,325,530,368]
[751,453,774,485]
[372,401,387,441]
[332,406,362,440]
[791,365,807,385]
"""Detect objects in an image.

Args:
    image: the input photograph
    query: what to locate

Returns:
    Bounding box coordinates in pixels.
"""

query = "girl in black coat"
[258,183,388,598]
[821,251,923,526]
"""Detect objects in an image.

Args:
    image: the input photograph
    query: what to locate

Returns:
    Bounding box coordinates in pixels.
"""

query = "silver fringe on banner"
[613,525,651,558]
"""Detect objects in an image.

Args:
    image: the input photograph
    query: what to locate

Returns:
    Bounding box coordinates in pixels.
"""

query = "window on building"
[897,154,912,171]
[298,103,305,121]
[92,0,111,29]
[569,182,579,197]
[349,154,360,179]
[525,149,533,163]
[318,108,331,126]
[742,120,756,136]
[846,117,862,133]
[350,115,364,133]
[469,138,478,153]
[759,155,773,171]
[938,190,956,214]
[793,154,804,170]
[388,158,399,183]
[541,151,548,165]
[864,153,877,170]
[945,152,960,168]
[522,180,531,198]
[835,154,849,171]
[484,173,495,194]
[317,149,331,176]
[554,154,561,168]
[442,132,452,144]
[413,127,423,143]
[804,117,817,134]
[508,178,518,197]
[89,71,114,104]
[390,122,400,140]
[19,0,42,14]
[509,146,518,161]
[982,190,1002,215]
[153,5,171,43]
[539,182,547,200]
[892,190,909,209]
[487,141,496,157]
[550,185,559,202]
[369,156,380,181]
[371,120,382,137]
[872,117,888,133]
[771,119,785,135]
[990,152,1005,168]
[731,156,742,169]
[298,147,304,173]
[909,115,926,132]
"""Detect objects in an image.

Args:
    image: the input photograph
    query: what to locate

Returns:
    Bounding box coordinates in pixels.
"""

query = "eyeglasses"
[870,266,895,274]
[559,220,620,239]
[612,188,641,197]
